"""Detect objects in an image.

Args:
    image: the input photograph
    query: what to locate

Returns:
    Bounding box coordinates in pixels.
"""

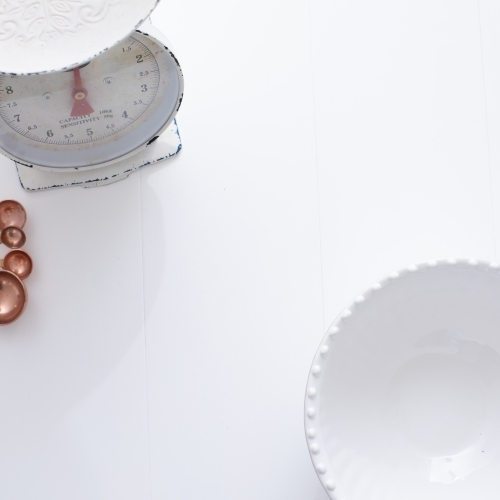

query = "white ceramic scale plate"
[0,0,160,75]
[305,259,500,500]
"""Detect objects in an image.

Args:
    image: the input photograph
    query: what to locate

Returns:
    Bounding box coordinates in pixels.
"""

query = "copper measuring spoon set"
[0,200,32,325]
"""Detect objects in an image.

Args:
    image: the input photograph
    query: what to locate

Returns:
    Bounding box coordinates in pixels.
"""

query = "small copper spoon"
[0,270,27,325]
[1,250,33,280]
[0,226,26,249]
[0,200,26,231]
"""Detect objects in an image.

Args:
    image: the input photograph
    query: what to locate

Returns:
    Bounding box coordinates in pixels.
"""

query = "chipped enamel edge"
[304,257,500,499]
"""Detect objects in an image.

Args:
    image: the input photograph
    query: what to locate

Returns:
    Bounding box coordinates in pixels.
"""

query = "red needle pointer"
[70,67,94,117]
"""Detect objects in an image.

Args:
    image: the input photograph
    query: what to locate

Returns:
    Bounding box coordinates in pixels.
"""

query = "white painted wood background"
[0,0,499,498]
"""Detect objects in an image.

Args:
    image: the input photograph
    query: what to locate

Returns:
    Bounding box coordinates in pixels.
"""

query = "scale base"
[16,120,182,191]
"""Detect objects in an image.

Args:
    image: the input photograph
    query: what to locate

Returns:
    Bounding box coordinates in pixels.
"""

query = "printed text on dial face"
[0,36,167,147]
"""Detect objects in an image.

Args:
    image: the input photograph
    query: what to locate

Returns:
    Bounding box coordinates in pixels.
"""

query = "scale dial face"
[0,32,182,170]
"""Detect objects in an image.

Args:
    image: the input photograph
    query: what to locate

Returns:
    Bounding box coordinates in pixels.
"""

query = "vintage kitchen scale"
[0,0,184,190]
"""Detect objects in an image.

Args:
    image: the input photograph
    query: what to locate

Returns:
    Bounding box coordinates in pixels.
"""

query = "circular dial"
[1,37,159,146]
[0,32,182,170]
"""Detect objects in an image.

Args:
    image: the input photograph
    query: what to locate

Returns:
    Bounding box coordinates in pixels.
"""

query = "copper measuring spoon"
[0,270,27,325]
[1,250,33,280]
[1,226,26,249]
[0,202,30,325]
[0,200,27,249]
[0,251,32,326]
[0,200,27,231]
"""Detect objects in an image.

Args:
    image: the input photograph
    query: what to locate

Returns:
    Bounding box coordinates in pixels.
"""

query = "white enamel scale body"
[0,22,183,189]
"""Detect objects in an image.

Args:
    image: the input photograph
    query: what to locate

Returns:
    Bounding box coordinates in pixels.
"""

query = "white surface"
[0,0,160,74]
[0,0,499,499]
[306,259,500,499]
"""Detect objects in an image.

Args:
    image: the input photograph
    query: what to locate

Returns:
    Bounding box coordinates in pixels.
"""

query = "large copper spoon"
[0,270,27,325]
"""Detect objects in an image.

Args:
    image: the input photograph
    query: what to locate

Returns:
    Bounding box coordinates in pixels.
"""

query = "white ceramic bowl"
[305,259,500,500]
[0,0,160,74]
